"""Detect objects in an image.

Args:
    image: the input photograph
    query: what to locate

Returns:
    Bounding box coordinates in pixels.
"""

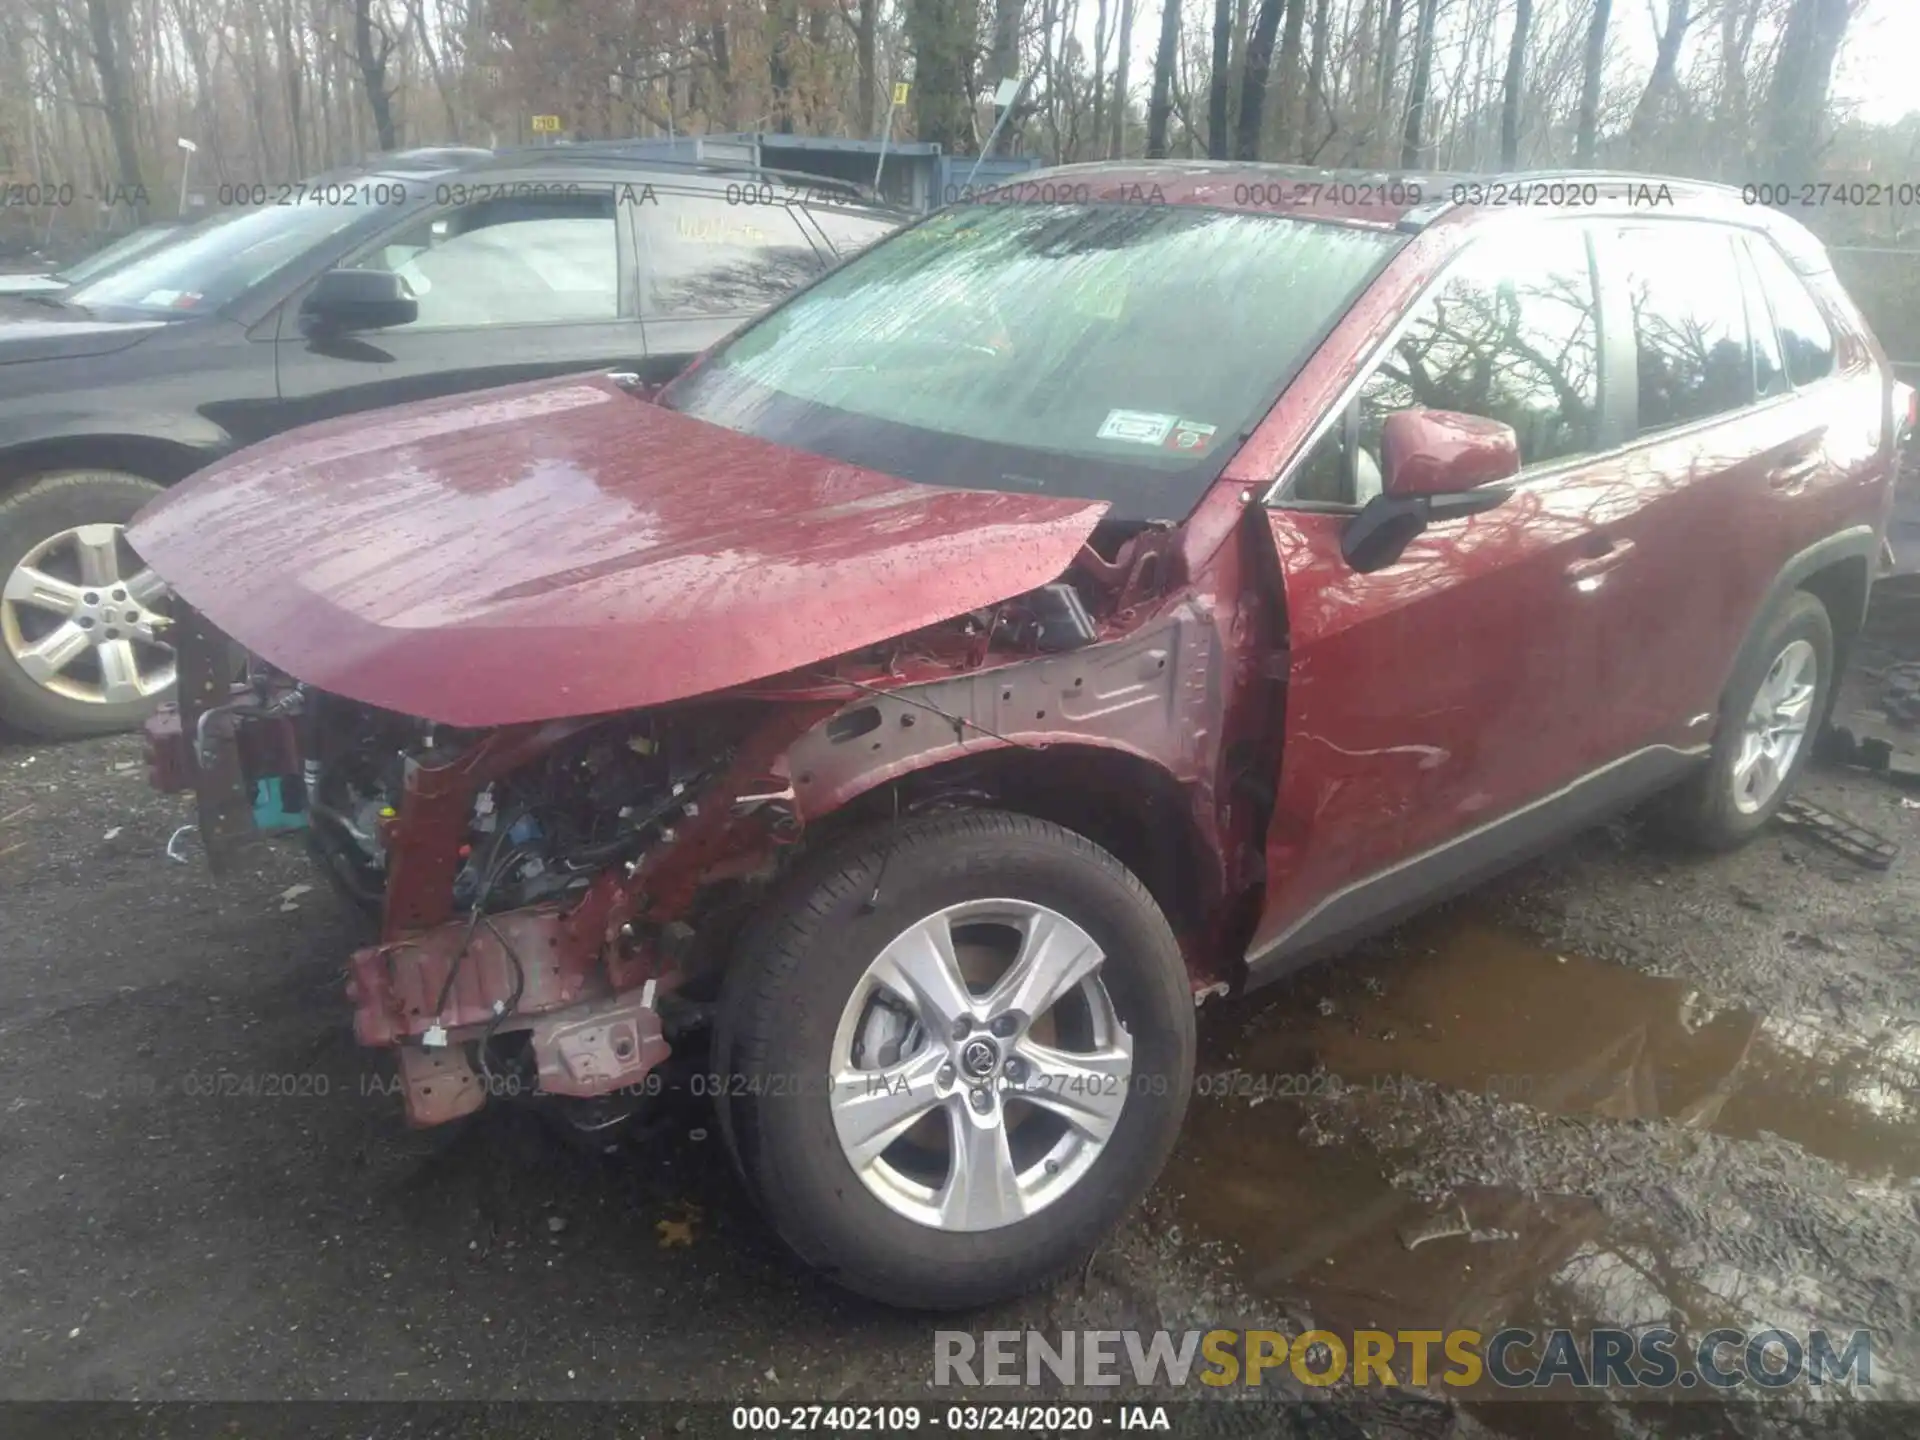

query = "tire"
[1662,589,1834,850]
[0,470,170,738]
[713,809,1195,1310]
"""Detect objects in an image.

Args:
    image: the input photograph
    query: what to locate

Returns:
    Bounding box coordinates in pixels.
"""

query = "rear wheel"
[0,471,172,737]
[714,809,1194,1309]
[1663,590,1832,849]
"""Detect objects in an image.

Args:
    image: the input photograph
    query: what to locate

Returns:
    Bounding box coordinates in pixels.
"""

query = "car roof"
[342,142,908,216]
[998,161,1833,270]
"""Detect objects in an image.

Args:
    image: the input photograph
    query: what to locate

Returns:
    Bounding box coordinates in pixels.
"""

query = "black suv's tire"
[0,471,169,738]
[713,809,1194,1310]
[1662,590,1834,850]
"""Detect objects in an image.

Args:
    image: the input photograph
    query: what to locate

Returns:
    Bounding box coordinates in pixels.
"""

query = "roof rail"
[1488,168,1747,197]
[1390,168,1756,232]
[470,145,896,208]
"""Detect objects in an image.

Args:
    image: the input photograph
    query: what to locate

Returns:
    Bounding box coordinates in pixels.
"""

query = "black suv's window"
[1744,236,1837,387]
[636,192,823,317]
[347,189,619,327]
[809,207,897,259]
[68,201,369,315]
[1290,224,1599,504]
[1616,225,1753,434]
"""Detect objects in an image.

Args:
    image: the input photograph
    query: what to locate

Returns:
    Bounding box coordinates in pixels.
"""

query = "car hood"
[129,375,1109,727]
[0,299,167,362]
[0,273,65,295]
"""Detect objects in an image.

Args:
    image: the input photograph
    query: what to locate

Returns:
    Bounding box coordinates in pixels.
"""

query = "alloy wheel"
[1730,638,1817,815]
[0,522,174,707]
[827,898,1134,1233]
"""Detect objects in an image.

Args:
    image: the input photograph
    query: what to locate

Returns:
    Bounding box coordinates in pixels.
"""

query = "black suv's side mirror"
[299,269,418,336]
[1341,409,1518,573]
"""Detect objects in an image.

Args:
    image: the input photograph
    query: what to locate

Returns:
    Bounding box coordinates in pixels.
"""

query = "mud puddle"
[1160,912,1920,1401]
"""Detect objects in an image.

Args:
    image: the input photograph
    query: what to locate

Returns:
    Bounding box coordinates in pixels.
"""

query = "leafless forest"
[0,0,1914,259]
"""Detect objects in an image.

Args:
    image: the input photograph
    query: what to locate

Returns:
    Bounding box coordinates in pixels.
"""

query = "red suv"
[137,165,1901,1310]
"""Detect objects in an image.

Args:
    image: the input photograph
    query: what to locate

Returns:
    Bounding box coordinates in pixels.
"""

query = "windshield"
[68,203,373,315]
[663,202,1401,522]
[55,225,183,287]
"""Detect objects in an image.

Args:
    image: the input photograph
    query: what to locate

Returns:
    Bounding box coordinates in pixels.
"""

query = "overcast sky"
[1838,0,1919,126]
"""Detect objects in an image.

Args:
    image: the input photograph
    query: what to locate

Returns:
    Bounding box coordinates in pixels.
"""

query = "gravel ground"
[3,647,1919,1438]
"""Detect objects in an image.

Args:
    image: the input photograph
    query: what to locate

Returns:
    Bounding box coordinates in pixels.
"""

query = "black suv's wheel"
[0,471,171,738]
[1664,589,1833,849]
[713,809,1194,1310]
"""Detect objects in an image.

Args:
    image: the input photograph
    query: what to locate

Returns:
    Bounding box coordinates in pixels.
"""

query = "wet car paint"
[129,375,1109,727]
[1224,204,1895,974]
[134,169,1904,1139]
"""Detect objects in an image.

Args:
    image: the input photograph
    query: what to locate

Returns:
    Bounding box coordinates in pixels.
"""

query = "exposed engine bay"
[143,515,1239,1133]
[301,697,734,921]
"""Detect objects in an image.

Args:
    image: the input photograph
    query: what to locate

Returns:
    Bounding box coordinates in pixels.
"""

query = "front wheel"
[713,809,1195,1310]
[0,471,172,737]
[1663,589,1833,849]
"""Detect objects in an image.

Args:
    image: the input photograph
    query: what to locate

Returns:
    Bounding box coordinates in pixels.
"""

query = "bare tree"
[769,0,800,134]
[1400,0,1439,168]
[1761,0,1856,181]
[351,0,399,151]
[1575,0,1610,166]
[1108,0,1136,157]
[1377,0,1405,154]
[906,0,980,153]
[1146,0,1182,155]
[1274,0,1306,155]
[1090,0,1110,150]
[1208,0,1234,157]
[1715,0,1763,176]
[853,0,879,135]
[985,0,1025,151]
[1626,0,1689,164]
[1237,0,1286,159]
[84,0,146,202]
[1500,0,1533,166]
[1303,0,1330,158]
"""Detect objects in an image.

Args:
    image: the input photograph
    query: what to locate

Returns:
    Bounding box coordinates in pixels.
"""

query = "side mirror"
[299,268,418,336]
[1342,409,1519,573]
[1381,408,1522,497]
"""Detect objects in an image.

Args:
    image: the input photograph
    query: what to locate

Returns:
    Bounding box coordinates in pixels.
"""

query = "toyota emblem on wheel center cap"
[960,1038,999,1078]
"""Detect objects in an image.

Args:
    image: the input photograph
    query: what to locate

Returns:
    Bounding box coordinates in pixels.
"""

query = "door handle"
[1769,456,1821,492]
[1565,536,1636,580]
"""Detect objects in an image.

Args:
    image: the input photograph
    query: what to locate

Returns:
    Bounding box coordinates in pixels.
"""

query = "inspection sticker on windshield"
[1164,419,1218,453]
[1097,409,1178,446]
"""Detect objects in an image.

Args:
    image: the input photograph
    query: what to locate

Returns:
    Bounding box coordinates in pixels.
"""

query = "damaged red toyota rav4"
[137,165,1901,1311]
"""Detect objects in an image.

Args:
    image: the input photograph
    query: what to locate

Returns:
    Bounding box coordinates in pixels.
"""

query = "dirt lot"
[3,612,1919,1436]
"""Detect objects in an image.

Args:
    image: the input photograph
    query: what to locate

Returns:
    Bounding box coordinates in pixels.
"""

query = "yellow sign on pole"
[530,115,563,134]
[892,83,911,107]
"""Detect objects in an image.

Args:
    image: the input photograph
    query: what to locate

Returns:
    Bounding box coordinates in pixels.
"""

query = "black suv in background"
[0,146,904,738]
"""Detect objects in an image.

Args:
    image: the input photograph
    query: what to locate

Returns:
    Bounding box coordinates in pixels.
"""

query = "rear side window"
[1289,223,1600,504]
[1737,240,1790,402]
[809,207,898,259]
[636,192,824,318]
[1615,225,1752,434]
[1745,237,1837,387]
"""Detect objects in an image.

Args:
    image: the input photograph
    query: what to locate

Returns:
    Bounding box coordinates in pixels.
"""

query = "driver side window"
[347,189,619,329]
[1287,225,1601,505]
